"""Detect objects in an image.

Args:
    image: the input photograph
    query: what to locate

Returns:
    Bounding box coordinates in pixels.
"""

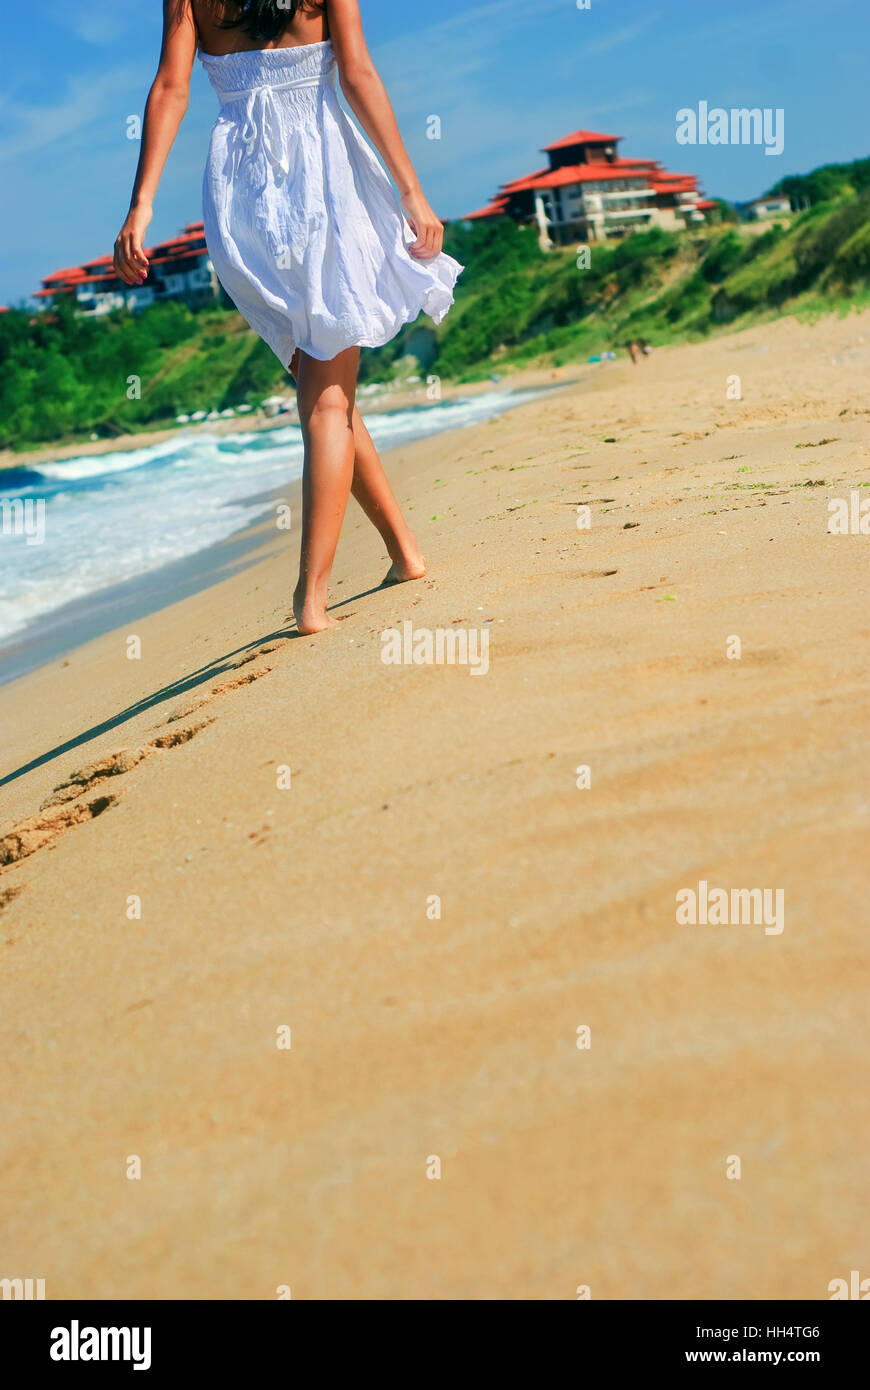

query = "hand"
[113,204,153,285]
[401,188,443,261]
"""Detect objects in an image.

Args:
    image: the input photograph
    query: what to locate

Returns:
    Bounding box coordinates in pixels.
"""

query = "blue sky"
[2,0,867,306]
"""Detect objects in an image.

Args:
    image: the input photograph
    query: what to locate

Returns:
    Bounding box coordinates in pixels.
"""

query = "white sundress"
[198,39,463,369]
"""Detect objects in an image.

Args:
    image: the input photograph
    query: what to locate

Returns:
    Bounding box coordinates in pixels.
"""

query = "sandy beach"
[0,308,867,1300]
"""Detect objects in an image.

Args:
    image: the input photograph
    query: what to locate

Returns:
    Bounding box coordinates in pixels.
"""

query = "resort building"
[464,129,715,246]
[738,194,794,221]
[36,223,220,315]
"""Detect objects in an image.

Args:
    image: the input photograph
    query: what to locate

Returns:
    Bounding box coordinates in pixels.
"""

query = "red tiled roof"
[462,127,704,226]
[39,273,116,294]
[696,199,718,210]
[542,129,622,151]
[143,236,207,261]
[149,248,211,265]
[36,223,207,296]
[43,267,90,283]
[39,248,210,293]
[500,167,550,191]
[463,202,508,220]
[507,163,658,193]
[156,231,206,247]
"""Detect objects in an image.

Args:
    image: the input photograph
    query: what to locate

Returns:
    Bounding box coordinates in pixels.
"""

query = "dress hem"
[270,264,464,371]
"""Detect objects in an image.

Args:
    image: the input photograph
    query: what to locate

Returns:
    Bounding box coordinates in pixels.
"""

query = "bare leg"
[292,346,359,635]
[349,406,426,584]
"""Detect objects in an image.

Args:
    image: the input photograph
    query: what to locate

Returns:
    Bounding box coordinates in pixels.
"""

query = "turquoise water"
[0,388,545,652]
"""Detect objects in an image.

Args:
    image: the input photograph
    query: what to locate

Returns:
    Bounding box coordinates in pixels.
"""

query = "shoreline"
[0,361,592,472]
[0,503,285,689]
[0,377,586,685]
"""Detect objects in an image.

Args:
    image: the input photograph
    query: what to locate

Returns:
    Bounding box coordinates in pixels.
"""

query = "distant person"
[625,340,641,365]
[113,0,463,634]
[640,339,653,356]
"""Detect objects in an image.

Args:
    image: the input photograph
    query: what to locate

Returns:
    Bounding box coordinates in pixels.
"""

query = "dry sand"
[0,310,868,1300]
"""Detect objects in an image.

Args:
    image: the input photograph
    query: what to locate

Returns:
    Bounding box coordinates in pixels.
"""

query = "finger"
[118,248,143,285]
[114,238,135,282]
[127,241,148,277]
[115,251,134,284]
[410,228,432,258]
[124,239,148,282]
[117,249,138,284]
[114,232,147,283]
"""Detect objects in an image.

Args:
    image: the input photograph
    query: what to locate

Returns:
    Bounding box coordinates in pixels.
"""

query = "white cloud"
[582,12,664,58]
[0,63,150,165]
[47,0,132,46]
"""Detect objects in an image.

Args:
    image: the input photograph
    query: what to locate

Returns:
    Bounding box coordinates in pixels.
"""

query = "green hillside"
[764,154,870,205]
[1,174,868,453]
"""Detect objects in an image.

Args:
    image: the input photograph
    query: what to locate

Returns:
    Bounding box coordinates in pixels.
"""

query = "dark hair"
[221,0,325,43]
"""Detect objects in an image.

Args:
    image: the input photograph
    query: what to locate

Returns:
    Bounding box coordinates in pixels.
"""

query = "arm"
[328,0,444,260]
[113,0,197,285]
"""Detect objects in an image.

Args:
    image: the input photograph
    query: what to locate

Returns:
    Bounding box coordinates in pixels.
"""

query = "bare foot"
[292,593,338,635]
[383,553,427,586]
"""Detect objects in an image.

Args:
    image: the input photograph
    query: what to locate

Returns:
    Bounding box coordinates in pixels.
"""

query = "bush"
[794,191,870,286]
[830,219,870,284]
[442,217,545,290]
[700,230,744,282]
[767,157,870,205]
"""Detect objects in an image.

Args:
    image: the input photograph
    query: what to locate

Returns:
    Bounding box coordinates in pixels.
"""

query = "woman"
[114,0,463,634]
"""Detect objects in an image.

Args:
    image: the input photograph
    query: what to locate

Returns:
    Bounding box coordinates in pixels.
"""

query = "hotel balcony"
[594,188,656,202]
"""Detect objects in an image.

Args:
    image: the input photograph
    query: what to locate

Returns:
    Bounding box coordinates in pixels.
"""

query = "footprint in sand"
[166,648,281,717]
[1,794,117,871]
[211,668,273,695]
[39,722,214,810]
[3,643,288,911]
[0,720,214,905]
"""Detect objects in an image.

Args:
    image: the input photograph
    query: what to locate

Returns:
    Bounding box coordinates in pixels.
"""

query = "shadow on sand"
[1,581,385,792]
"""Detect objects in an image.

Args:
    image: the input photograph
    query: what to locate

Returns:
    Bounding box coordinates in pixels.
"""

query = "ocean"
[0,388,546,669]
